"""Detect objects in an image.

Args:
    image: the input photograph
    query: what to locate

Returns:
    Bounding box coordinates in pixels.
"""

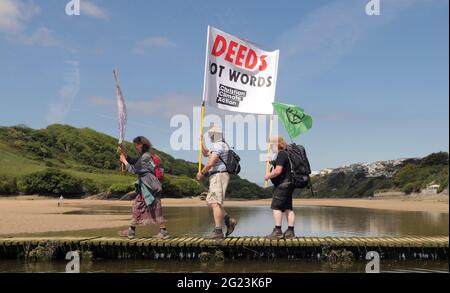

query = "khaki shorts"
[206,172,230,205]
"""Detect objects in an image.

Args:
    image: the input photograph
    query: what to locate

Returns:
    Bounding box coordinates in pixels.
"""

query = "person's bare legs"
[284,209,296,239]
[204,203,226,239]
[211,203,224,228]
[266,209,283,239]
[273,209,283,226]
[285,209,295,227]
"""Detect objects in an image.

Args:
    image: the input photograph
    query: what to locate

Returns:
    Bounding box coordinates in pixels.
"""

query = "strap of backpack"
[284,150,296,182]
[216,140,229,169]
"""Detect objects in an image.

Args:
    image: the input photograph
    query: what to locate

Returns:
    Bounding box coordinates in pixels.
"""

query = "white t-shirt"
[210,140,229,172]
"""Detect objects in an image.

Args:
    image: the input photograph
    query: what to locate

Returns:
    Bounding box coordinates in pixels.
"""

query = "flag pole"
[198,26,210,174]
[198,101,205,173]
[264,114,274,188]
[113,69,125,173]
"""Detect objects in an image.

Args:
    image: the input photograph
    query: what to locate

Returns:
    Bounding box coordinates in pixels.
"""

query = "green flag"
[273,102,313,139]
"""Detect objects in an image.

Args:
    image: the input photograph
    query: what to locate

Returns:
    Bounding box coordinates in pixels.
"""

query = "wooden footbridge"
[0,236,448,261]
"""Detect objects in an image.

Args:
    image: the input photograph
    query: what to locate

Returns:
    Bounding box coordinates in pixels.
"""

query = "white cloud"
[13,26,59,47]
[131,37,176,55]
[89,96,113,106]
[47,61,80,123]
[81,0,108,19]
[278,0,426,77]
[0,0,59,47]
[89,93,196,118]
[0,0,39,33]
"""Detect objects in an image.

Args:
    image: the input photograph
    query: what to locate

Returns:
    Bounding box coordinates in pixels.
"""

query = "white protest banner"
[203,26,279,115]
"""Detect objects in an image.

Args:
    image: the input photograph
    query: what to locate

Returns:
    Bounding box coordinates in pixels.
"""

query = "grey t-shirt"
[210,140,229,173]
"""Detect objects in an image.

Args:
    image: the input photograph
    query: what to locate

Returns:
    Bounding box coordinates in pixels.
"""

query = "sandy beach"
[0,195,448,235]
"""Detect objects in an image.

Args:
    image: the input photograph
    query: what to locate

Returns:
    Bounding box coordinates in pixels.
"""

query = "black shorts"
[271,181,295,212]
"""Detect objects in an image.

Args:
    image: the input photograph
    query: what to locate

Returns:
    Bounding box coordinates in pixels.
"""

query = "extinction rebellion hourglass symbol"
[285,107,305,125]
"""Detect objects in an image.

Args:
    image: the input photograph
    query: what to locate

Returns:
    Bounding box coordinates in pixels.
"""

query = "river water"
[0,205,448,273]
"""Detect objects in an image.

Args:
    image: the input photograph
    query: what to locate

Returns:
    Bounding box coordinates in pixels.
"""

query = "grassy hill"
[297,152,449,198]
[0,124,271,198]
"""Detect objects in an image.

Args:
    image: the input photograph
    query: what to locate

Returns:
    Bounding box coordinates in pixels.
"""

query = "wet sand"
[0,195,448,235]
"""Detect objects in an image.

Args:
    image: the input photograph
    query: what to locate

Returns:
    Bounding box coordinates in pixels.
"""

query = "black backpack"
[286,143,312,190]
[218,141,241,175]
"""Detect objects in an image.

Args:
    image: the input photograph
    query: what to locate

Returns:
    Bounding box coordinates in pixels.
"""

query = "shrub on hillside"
[162,175,206,198]
[108,183,134,195]
[0,176,17,195]
[19,168,83,196]
[82,178,100,194]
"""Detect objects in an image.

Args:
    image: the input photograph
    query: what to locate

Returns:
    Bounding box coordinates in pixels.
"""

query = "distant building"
[425,184,440,194]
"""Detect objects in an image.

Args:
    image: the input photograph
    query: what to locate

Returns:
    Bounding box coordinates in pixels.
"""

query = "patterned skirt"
[130,193,165,226]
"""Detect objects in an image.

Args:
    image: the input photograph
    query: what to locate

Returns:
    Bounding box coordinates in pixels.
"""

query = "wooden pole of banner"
[198,101,205,173]
[113,69,125,173]
[264,115,274,188]
[198,26,210,174]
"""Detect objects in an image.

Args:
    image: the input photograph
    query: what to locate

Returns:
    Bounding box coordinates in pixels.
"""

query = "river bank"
[0,195,447,235]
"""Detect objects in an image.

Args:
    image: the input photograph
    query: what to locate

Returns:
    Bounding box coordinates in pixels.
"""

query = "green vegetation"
[0,176,17,195]
[108,183,135,195]
[162,175,206,198]
[0,124,268,198]
[298,152,449,198]
[19,169,84,196]
[1,124,446,199]
[393,152,449,195]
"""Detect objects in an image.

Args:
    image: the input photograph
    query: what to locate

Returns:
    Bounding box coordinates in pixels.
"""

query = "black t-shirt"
[270,150,291,187]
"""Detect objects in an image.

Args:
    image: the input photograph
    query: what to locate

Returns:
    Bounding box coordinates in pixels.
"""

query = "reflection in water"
[46,205,450,238]
[0,259,447,273]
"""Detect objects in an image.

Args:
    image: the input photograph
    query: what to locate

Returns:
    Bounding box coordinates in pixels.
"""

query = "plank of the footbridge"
[375,237,388,247]
[336,237,347,246]
[134,238,149,247]
[399,237,415,247]
[243,237,252,247]
[290,237,299,247]
[168,237,184,248]
[428,236,444,246]
[407,236,425,247]
[409,237,426,247]
[185,237,200,248]
[385,237,403,247]
[285,238,293,247]
[436,236,449,247]
[220,237,232,247]
[189,237,202,247]
[124,238,141,247]
[228,237,239,247]
[199,238,217,248]
[295,237,305,247]
[310,237,321,247]
[192,238,205,247]
[142,237,156,247]
[340,237,353,246]
[322,237,332,246]
[377,237,393,247]
[419,237,438,247]
[317,237,327,246]
[177,237,193,248]
[155,238,167,248]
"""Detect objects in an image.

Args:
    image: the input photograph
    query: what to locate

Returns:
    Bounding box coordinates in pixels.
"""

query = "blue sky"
[0,0,448,185]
